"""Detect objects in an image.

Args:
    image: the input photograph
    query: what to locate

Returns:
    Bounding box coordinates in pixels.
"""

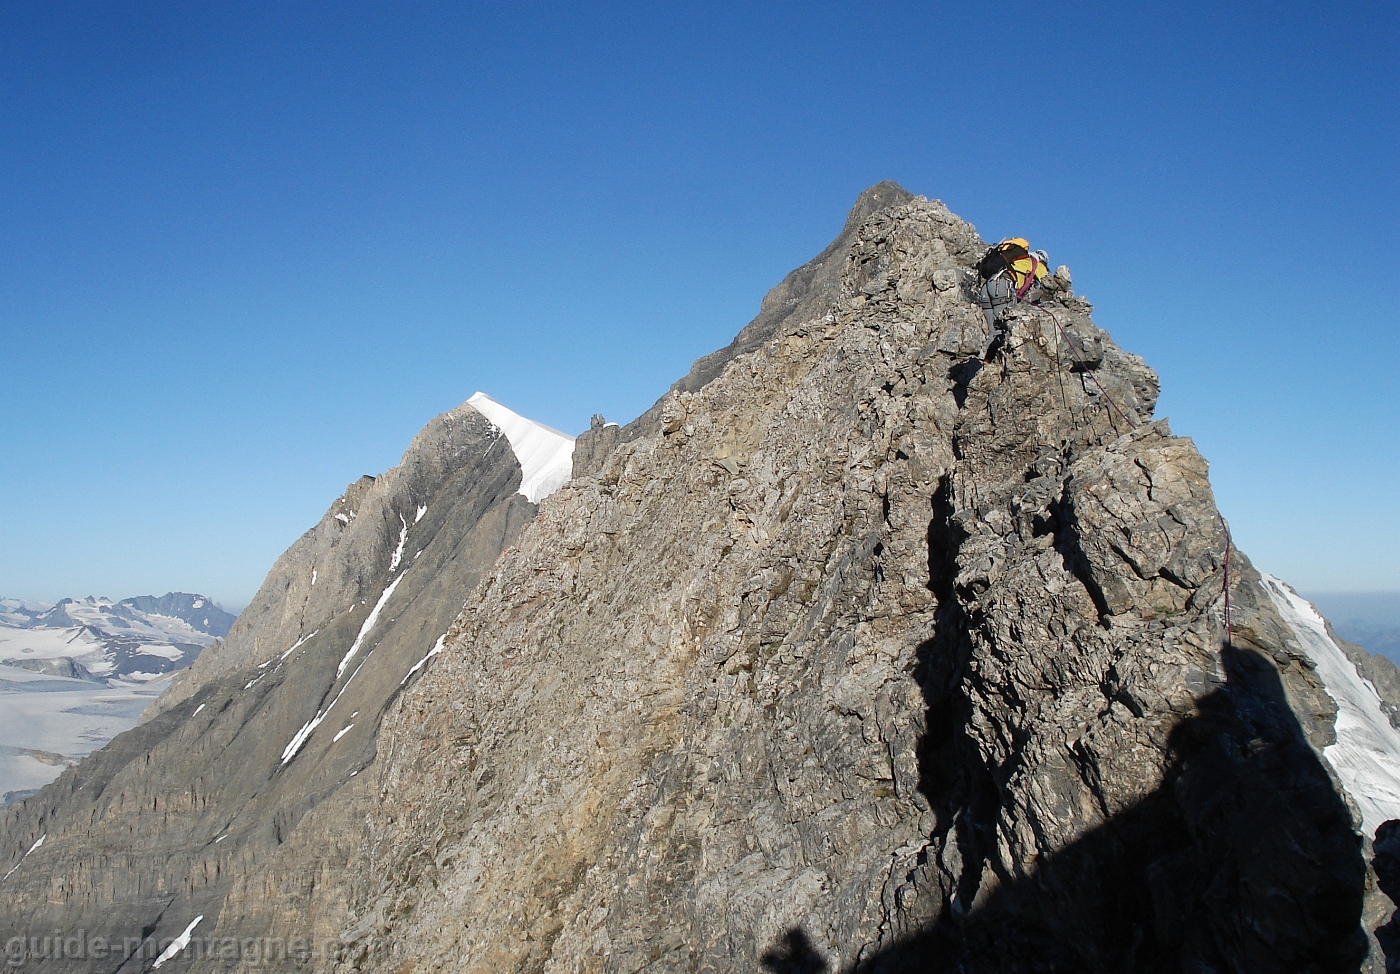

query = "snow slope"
[0,669,173,804]
[466,392,575,503]
[1262,573,1400,835]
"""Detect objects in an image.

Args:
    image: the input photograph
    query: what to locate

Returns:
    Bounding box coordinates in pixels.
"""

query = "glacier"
[1264,573,1400,835]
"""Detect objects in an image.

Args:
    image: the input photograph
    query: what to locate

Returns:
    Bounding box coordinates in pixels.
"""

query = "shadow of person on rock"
[762,929,831,974]
[764,505,1370,974]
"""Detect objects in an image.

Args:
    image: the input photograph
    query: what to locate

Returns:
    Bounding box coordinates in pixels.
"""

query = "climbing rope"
[1036,304,1134,432]
[1220,515,1233,649]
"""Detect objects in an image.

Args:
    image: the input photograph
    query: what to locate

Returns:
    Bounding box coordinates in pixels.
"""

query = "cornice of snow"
[466,392,575,504]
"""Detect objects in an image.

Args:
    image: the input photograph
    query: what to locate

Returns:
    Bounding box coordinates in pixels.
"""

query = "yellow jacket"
[998,239,1050,297]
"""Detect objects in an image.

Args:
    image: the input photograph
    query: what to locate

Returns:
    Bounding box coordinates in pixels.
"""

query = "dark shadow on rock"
[1372,819,1400,971]
[765,485,1370,974]
[1044,494,1113,625]
[873,649,1365,972]
[948,361,981,410]
[762,929,832,974]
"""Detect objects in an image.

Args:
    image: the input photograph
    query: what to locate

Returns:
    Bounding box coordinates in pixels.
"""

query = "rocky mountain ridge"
[4,184,1399,973]
[0,394,568,971]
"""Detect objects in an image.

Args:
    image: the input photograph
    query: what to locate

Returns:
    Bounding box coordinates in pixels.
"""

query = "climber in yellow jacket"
[975,238,1050,361]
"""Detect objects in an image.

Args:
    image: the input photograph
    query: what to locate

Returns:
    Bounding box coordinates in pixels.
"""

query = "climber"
[975,238,1050,360]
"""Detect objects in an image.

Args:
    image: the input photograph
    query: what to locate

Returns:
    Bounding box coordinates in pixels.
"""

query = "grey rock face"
[573,414,623,480]
[0,187,1385,973]
[310,194,1371,972]
[153,403,531,715]
[0,400,536,972]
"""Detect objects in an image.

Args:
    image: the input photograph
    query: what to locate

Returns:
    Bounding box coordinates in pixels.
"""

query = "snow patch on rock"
[280,657,369,766]
[152,915,203,968]
[336,574,404,678]
[466,392,574,503]
[390,515,409,573]
[280,630,317,662]
[401,634,447,686]
[2,834,45,883]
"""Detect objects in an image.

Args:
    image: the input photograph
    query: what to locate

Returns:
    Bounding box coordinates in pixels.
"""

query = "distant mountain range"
[1333,622,1400,667]
[0,593,234,805]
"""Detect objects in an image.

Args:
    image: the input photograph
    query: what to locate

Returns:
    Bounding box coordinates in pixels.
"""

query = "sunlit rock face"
[0,396,546,970]
[4,184,1398,973]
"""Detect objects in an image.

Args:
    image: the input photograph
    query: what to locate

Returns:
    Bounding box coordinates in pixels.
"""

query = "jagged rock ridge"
[3,186,1399,973]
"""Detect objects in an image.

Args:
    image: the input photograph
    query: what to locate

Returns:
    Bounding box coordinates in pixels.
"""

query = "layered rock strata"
[0,400,549,971]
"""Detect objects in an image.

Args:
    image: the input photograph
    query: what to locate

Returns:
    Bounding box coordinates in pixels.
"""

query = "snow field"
[1263,574,1400,835]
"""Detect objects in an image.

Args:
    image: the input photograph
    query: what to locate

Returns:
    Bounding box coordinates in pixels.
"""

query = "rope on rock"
[1220,515,1233,649]
[1037,304,1134,432]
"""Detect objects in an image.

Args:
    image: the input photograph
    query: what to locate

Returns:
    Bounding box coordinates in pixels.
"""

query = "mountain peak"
[4,188,1398,972]
[842,179,916,231]
[465,392,574,503]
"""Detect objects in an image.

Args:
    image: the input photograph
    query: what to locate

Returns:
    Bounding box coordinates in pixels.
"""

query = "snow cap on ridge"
[466,392,575,503]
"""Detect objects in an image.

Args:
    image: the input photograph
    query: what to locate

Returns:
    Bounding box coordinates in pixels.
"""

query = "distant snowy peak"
[0,600,49,629]
[119,593,236,638]
[0,594,234,639]
[0,592,232,686]
[466,392,575,503]
[1262,573,1400,835]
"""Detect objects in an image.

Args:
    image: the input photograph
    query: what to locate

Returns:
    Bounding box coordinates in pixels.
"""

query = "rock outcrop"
[2,185,1394,973]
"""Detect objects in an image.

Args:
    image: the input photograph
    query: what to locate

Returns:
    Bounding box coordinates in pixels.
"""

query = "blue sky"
[1,1,1395,610]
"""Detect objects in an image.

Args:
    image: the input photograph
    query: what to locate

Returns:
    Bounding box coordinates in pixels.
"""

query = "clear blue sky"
[2,1,1395,610]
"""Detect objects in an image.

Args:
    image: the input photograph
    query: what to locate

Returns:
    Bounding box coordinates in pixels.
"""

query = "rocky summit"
[4,183,1400,973]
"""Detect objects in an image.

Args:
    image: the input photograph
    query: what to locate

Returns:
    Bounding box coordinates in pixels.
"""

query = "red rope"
[1220,515,1233,649]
